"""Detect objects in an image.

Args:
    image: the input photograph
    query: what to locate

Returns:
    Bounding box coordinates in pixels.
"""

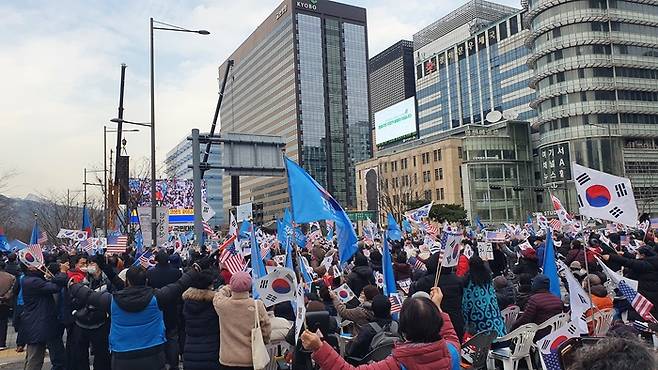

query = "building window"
[458,147,463,159]
[509,15,519,35]
[424,190,432,201]
[440,188,445,200]
[413,156,416,167]
[433,149,442,161]
[434,168,440,180]
[413,173,417,184]
[439,168,443,180]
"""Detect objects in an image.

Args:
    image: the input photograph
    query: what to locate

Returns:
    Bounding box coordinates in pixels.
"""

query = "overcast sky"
[0,0,519,198]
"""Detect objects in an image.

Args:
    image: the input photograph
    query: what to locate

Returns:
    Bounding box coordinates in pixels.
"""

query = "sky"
[0,0,519,199]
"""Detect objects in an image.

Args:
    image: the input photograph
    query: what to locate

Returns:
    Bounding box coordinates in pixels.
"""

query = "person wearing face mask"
[68,255,113,370]
[66,255,88,284]
[603,246,658,321]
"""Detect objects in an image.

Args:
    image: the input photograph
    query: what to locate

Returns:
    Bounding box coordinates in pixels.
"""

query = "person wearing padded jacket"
[301,287,461,370]
[181,269,219,370]
[68,264,200,370]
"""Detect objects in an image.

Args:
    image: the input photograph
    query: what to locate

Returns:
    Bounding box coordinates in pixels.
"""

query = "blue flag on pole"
[135,230,144,254]
[0,227,8,252]
[475,215,485,231]
[386,213,402,241]
[82,205,92,237]
[284,157,357,265]
[543,229,562,298]
[382,236,398,297]
[249,222,267,279]
[402,218,412,234]
[30,220,40,245]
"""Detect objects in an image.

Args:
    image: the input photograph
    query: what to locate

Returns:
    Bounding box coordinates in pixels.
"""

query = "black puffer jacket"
[409,253,465,340]
[346,265,375,297]
[182,288,219,370]
[609,255,658,318]
[21,271,68,344]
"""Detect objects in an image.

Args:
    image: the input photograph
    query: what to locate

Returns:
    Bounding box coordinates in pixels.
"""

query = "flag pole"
[582,248,595,316]
[433,253,444,288]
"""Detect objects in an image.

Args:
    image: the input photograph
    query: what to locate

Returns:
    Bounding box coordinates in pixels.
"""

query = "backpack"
[367,321,401,351]
[397,343,460,370]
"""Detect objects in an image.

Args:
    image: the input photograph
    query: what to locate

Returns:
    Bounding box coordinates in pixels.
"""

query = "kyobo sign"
[296,0,318,11]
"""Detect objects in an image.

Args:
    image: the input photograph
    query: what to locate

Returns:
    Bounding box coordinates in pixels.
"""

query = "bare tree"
[378,175,417,221]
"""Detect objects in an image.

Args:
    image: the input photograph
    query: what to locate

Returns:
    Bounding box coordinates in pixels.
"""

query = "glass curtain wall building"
[526,0,658,213]
[415,10,537,138]
[164,136,224,226]
[219,0,371,221]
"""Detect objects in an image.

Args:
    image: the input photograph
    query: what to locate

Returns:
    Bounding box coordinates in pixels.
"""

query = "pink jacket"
[312,312,460,370]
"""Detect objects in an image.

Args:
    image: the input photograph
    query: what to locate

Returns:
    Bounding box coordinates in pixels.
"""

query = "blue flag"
[135,230,144,254]
[0,227,8,252]
[285,157,357,265]
[29,220,40,245]
[249,222,267,279]
[543,229,562,298]
[475,215,485,231]
[386,213,402,241]
[82,205,92,237]
[382,236,398,297]
[402,218,412,234]
[298,252,313,285]
[239,219,251,240]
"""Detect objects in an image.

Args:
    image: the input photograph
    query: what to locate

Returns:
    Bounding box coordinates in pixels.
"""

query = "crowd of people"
[0,220,657,370]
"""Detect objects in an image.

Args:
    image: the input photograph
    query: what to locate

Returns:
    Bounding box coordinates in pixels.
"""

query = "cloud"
[0,0,523,198]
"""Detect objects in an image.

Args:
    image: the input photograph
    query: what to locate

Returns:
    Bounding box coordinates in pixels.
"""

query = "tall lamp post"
[113,19,209,247]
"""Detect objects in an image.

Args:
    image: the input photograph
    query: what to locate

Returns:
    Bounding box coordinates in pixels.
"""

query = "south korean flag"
[572,162,638,227]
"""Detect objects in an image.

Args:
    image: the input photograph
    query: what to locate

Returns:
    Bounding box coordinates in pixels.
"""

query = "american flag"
[413,258,426,271]
[485,231,506,242]
[421,222,438,236]
[219,243,246,274]
[549,218,562,231]
[202,221,217,239]
[79,239,94,254]
[389,293,402,314]
[37,231,48,245]
[134,251,155,269]
[106,234,128,255]
[618,280,656,323]
[651,217,658,230]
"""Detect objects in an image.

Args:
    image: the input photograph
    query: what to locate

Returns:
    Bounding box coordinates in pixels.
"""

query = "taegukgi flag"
[572,162,638,227]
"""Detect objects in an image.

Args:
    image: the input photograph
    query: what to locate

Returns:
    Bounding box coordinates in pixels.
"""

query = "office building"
[526,0,658,213]
[164,135,224,226]
[218,0,371,220]
[461,120,535,223]
[414,4,537,137]
[369,40,416,148]
[355,134,464,224]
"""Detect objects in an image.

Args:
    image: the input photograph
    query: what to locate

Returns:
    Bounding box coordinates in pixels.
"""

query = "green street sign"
[347,211,377,222]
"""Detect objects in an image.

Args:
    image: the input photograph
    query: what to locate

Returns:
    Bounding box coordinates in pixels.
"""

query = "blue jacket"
[182,287,220,370]
[21,272,68,344]
[69,269,196,356]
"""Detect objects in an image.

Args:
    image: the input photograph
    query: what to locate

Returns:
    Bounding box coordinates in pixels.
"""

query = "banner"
[57,229,88,241]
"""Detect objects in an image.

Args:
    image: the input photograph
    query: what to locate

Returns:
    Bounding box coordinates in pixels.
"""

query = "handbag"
[251,300,270,369]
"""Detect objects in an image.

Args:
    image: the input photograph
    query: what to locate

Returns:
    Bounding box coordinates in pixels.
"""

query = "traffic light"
[489,185,502,190]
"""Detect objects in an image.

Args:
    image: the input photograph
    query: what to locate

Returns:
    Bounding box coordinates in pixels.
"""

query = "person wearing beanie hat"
[345,253,375,298]
[512,274,564,340]
[345,295,397,359]
[213,270,271,368]
[570,261,587,282]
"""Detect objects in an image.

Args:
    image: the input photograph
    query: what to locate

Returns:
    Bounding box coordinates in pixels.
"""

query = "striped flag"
[219,243,246,274]
[203,221,217,239]
[133,251,155,269]
[37,231,48,245]
[413,258,426,271]
[597,257,657,323]
[18,244,45,269]
[389,293,402,314]
[421,222,438,236]
[78,239,94,254]
[650,217,658,230]
[106,234,128,255]
[549,218,562,231]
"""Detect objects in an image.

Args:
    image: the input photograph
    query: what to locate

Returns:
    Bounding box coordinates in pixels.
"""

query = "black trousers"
[70,323,111,370]
[0,305,10,347]
[111,349,166,370]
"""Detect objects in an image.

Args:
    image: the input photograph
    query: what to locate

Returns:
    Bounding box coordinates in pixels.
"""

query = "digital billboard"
[375,97,417,146]
[129,179,207,224]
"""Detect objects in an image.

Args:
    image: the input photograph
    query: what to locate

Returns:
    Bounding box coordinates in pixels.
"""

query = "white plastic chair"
[488,323,538,370]
[501,305,521,332]
[587,308,614,336]
[533,313,570,369]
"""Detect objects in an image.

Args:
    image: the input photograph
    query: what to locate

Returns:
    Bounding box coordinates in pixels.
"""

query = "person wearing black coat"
[181,270,219,370]
[21,267,68,370]
[346,253,375,297]
[605,248,658,321]
[408,253,465,341]
[5,254,21,278]
[69,265,199,370]
[146,251,183,370]
[512,248,539,278]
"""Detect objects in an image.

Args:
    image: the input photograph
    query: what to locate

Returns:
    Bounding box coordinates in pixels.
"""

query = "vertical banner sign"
[540,142,571,184]
[138,206,169,247]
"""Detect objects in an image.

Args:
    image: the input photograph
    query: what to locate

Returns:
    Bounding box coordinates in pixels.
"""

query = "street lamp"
[117,19,209,247]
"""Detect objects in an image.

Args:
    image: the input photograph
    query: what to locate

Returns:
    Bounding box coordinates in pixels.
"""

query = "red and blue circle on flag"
[585,184,611,208]
[271,278,292,294]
